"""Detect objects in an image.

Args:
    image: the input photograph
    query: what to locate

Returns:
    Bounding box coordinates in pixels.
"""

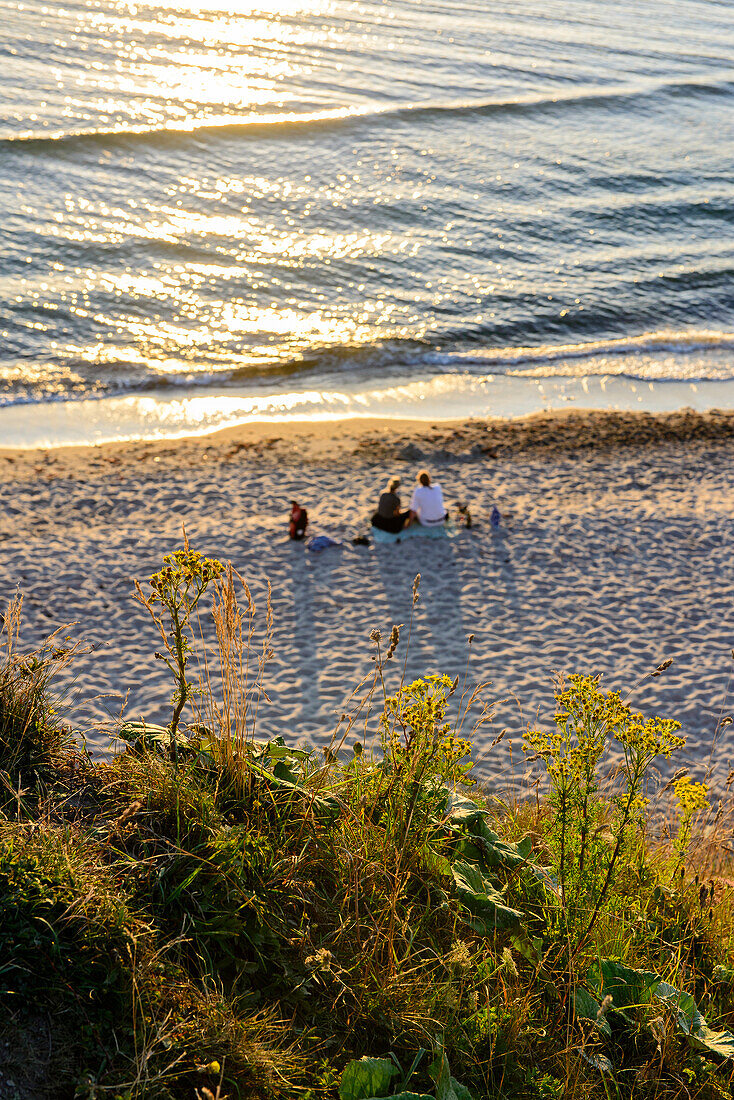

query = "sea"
[2,0,734,447]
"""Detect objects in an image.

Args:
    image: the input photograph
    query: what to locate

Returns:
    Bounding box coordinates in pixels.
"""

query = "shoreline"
[3,405,734,483]
[2,369,734,451]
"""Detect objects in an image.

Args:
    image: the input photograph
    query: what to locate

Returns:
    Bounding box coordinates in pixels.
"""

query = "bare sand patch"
[2,407,733,791]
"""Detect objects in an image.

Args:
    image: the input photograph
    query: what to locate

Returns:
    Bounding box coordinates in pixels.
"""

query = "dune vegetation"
[1,543,734,1100]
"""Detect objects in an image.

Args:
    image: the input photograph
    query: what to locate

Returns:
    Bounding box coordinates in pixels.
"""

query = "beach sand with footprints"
[2,407,734,792]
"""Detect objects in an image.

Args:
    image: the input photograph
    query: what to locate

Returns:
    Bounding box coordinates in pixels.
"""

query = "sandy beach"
[2,407,734,790]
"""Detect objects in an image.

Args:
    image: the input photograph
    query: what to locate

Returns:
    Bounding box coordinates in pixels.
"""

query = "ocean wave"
[3,71,733,152]
[3,329,734,411]
[442,330,734,368]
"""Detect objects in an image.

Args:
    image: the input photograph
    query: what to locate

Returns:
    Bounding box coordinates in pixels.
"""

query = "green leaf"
[510,931,543,965]
[418,844,452,878]
[338,1058,399,1100]
[585,960,734,1062]
[449,1080,474,1100]
[654,981,734,1060]
[578,1049,613,1074]
[252,737,311,765]
[273,759,299,784]
[573,986,612,1039]
[428,1049,474,1100]
[586,959,659,1009]
[382,1094,433,1100]
[446,796,532,871]
[452,860,523,932]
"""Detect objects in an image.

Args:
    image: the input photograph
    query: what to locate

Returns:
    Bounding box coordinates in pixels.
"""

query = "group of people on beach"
[371,470,447,533]
[288,469,448,541]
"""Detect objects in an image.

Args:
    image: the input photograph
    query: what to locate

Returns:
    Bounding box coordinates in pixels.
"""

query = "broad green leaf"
[452,860,523,931]
[692,1025,734,1060]
[573,986,612,1039]
[586,959,659,1008]
[446,798,532,871]
[338,1058,399,1100]
[654,981,734,1060]
[273,759,299,784]
[252,736,311,765]
[378,1094,433,1100]
[428,1049,474,1100]
[653,982,704,1035]
[419,844,452,878]
[449,1079,474,1100]
[119,720,170,741]
[578,1049,613,1074]
[586,960,734,1062]
[511,932,543,966]
[120,720,190,754]
[429,1049,452,1100]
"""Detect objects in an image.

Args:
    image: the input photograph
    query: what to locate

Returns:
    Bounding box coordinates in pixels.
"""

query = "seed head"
[500,947,518,979]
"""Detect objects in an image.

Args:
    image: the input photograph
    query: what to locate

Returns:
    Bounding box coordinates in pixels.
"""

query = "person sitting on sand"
[289,500,308,540]
[409,470,448,527]
[372,477,410,533]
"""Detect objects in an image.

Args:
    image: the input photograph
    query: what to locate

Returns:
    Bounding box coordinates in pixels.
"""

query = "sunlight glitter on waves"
[91,303,407,353]
[10,103,371,143]
[141,0,331,20]
[110,67,295,112]
[130,208,395,261]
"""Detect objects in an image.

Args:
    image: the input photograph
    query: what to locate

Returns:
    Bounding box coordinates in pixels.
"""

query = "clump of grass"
[3,546,734,1100]
[0,595,81,808]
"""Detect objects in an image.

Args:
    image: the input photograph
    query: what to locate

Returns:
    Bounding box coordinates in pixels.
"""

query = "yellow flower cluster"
[673,775,709,860]
[149,548,224,605]
[523,675,686,793]
[673,775,710,818]
[439,735,472,765]
[380,674,473,785]
[614,713,684,760]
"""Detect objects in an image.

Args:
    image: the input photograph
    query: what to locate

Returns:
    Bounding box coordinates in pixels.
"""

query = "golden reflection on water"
[37,0,408,367]
[93,302,405,359]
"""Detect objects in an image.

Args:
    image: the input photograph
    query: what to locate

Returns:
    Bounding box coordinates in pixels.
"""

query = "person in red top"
[289,501,308,540]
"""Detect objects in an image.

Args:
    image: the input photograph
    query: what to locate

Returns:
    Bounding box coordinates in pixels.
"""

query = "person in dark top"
[372,477,410,533]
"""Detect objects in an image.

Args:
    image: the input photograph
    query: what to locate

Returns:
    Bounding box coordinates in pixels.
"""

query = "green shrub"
[0,596,79,802]
[1,552,733,1100]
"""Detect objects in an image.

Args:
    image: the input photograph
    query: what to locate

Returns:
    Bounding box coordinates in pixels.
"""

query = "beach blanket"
[370,522,459,545]
[307,535,343,552]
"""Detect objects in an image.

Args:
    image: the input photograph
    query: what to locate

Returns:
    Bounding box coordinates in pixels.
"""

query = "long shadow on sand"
[373,536,469,684]
[485,525,521,615]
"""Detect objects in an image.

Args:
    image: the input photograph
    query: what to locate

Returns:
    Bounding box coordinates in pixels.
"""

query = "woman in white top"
[409,470,448,526]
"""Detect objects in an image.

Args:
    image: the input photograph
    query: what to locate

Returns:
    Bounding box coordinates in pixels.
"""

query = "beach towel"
[370,522,458,545]
[307,535,343,552]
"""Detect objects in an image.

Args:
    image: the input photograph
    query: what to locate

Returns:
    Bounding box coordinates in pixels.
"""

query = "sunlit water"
[2,0,734,439]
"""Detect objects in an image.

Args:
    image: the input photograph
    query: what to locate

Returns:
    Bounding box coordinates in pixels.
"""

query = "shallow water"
[2,0,734,434]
